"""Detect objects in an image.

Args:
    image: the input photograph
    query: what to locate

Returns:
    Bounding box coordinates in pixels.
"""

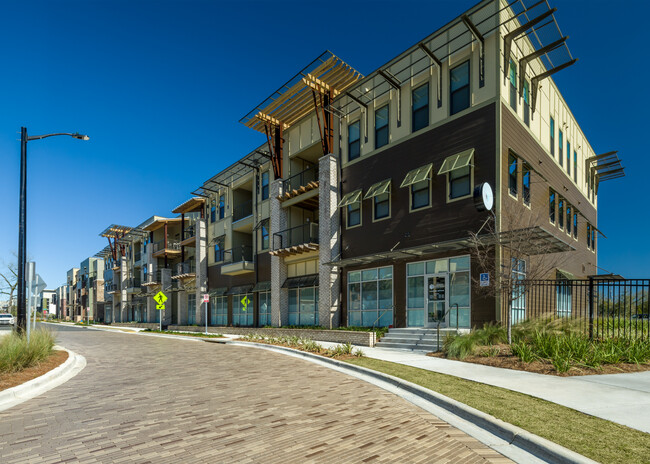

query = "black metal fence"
[273,223,319,250]
[501,278,650,340]
[223,245,253,263]
[283,165,319,193]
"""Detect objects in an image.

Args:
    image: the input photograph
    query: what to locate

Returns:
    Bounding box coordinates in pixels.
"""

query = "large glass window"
[232,293,253,326]
[261,219,269,250]
[449,166,471,199]
[214,235,225,262]
[558,198,564,229]
[559,130,564,167]
[210,200,216,223]
[411,179,430,209]
[218,194,225,220]
[566,141,571,176]
[348,266,393,327]
[288,287,319,326]
[412,83,429,132]
[573,212,578,239]
[509,59,517,112]
[522,164,531,206]
[375,104,389,149]
[261,171,269,200]
[347,201,361,227]
[549,189,556,223]
[508,154,517,197]
[348,120,360,161]
[450,61,470,115]
[566,205,572,235]
[374,193,390,220]
[187,294,196,325]
[511,258,526,324]
[258,291,271,326]
[210,296,227,325]
[550,117,555,156]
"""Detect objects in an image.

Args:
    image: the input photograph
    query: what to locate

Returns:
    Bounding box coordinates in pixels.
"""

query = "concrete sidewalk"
[309,341,650,434]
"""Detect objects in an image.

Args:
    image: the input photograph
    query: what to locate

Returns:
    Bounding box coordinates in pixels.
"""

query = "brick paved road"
[0,325,512,463]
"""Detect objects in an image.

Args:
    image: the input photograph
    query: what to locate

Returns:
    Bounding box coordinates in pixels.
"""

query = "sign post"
[203,294,210,335]
[153,291,168,332]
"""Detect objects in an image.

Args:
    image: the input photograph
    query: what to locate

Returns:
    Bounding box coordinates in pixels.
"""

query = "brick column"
[318,154,341,328]
[270,179,289,327]
[195,218,208,325]
[160,268,172,327]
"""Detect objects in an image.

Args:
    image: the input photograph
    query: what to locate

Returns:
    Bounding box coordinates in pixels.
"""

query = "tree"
[0,258,18,315]
[468,200,572,342]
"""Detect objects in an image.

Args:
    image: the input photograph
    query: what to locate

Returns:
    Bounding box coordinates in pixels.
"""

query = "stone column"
[178,290,188,325]
[318,154,341,328]
[195,218,208,325]
[270,179,289,327]
[160,268,172,327]
[120,256,127,322]
[145,244,156,323]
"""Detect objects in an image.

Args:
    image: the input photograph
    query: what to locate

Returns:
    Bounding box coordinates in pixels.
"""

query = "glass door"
[425,274,447,328]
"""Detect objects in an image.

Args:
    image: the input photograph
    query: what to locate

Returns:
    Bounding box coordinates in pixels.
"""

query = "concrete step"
[375,341,433,351]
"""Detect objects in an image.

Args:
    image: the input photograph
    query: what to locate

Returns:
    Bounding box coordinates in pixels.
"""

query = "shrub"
[0,328,56,374]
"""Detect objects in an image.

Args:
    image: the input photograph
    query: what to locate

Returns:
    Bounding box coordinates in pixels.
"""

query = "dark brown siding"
[501,104,597,278]
[340,103,496,259]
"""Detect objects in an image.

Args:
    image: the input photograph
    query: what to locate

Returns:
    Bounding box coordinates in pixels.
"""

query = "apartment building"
[65,268,79,321]
[69,0,621,331]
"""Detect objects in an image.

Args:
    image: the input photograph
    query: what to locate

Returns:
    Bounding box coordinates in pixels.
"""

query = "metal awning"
[240,51,363,133]
[226,285,254,295]
[338,189,362,208]
[493,226,575,255]
[556,269,576,280]
[400,163,432,188]
[209,287,228,297]
[282,274,319,288]
[438,149,474,175]
[363,179,391,200]
[172,197,206,214]
[99,224,132,238]
[252,281,271,292]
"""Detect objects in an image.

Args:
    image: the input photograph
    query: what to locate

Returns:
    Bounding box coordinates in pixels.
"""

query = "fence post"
[588,276,594,340]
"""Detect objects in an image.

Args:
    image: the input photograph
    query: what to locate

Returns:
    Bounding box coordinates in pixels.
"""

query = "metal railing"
[126,277,142,289]
[105,283,119,293]
[500,278,650,341]
[183,226,196,241]
[153,239,181,252]
[134,251,142,262]
[273,223,319,250]
[283,165,319,193]
[174,261,196,276]
[233,200,253,222]
[223,245,253,264]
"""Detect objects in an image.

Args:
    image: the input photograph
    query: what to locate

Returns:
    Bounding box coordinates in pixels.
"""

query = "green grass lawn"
[345,357,650,464]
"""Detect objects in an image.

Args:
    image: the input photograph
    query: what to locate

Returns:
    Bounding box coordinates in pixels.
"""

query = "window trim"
[450,60,471,116]
[409,178,432,212]
[372,192,391,222]
[446,165,473,203]
[411,82,430,133]
[508,154,518,199]
[346,200,362,229]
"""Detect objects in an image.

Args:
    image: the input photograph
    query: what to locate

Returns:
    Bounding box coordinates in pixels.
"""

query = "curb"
[0,347,87,413]
[226,340,597,464]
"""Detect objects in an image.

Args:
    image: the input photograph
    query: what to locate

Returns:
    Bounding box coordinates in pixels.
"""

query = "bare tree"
[0,258,18,315]
[468,200,572,342]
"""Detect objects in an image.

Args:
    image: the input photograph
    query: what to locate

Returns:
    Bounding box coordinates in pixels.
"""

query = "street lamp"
[16,127,89,334]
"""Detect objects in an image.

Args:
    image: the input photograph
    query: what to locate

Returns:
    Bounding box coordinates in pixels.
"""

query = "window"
[549,189,556,223]
[511,258,526,324]
[210,200,216,223]
[261,171,269,200]
[288,287,319,326]
[261,219,269,250]
[258,291,271,326]
[522,163,531,206]
[411,180,430,209]
[347,201,361,227]
[218,194,225,219]
[573,212,578,239]
[550,117,555,157]
[592,228,596,252]
[374,193,390,220]
[566,204,572,235]
[232,293,253,326]
[559,130,564,167]
[558,198,564,229]
[187,294,196,325]
[450,61,470,115]
[348,120,360,161]
[348,266,393,327]
[556,274,572,317]
[508,154,517,197]
[449,166,471,199]
[509,59,517,112]
[375,104,389,149]
[210,296,227,325]
[214,235,225,262]
[566,141,571,176]
[587,224,591,248]
[412,83,429,132]
[523,80,530,126]
[573,151,578,183]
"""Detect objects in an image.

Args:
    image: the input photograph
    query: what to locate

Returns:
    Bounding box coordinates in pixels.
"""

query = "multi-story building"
[64,0,623,332]
[76,257,105,322]
[65,268,79,321]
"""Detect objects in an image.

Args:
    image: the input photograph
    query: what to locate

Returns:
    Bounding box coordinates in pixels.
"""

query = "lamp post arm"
[27,132,89,141]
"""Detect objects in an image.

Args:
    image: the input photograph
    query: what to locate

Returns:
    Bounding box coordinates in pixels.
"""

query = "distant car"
[0,313,15,325]
[631,314,650,320]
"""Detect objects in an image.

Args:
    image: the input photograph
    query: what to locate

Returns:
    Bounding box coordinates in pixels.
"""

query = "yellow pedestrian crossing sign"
[241,295,251,312]
[154,291,168,310]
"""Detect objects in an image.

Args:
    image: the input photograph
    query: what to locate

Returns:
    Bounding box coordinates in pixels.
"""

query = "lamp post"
[16,127,89,334]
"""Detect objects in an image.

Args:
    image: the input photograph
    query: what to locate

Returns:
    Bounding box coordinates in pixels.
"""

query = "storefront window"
[288,287,319,326]
[258,291,271,326]
[232,293,253,326]
[210,296,227,325]
[188,294,196,325]
[348,266,393,327]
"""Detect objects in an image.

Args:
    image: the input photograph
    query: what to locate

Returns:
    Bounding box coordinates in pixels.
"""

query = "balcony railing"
[232,200,253,222]
[134,251,142,262]
[183,226,196,241]
[174,261,196,276]
[126,277,142,289]
[105,283,119,293]
[223,245,253,264]
[153,240,181,252]
[273,223,319,250]
[283,165,319,193]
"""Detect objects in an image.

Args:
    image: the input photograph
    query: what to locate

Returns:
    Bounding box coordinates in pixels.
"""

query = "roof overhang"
[143,217,182,232]
[99,224,132,238]
[172,197,206,214]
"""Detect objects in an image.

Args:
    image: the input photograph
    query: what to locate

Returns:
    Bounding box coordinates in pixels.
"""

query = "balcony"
[142,270,163,287]
[172,261,196,279]
[134,251,142,263]
[232,200,254,232]
[270,223,319,257]
[221,245,254,276]
[152,239,182,258]
[126,278,143,294]
[279,166,319,209]
[180,225,196,247]
[106,283,120,294]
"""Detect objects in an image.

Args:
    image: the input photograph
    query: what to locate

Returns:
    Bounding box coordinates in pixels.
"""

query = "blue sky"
[0,0,646,289]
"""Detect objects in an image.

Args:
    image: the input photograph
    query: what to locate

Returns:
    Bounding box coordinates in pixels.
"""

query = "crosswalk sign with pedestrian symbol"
[154,291,168,310]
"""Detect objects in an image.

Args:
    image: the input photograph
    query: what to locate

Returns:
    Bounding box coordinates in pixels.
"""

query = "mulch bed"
[237,339,358,361]
[0,350,69,391]
[427,344,650,377]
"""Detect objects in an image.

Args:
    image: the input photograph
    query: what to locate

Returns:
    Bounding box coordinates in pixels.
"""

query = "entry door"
[425,274,448,328]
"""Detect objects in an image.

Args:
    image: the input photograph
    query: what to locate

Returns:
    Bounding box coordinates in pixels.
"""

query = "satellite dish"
[473,182,494,212]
